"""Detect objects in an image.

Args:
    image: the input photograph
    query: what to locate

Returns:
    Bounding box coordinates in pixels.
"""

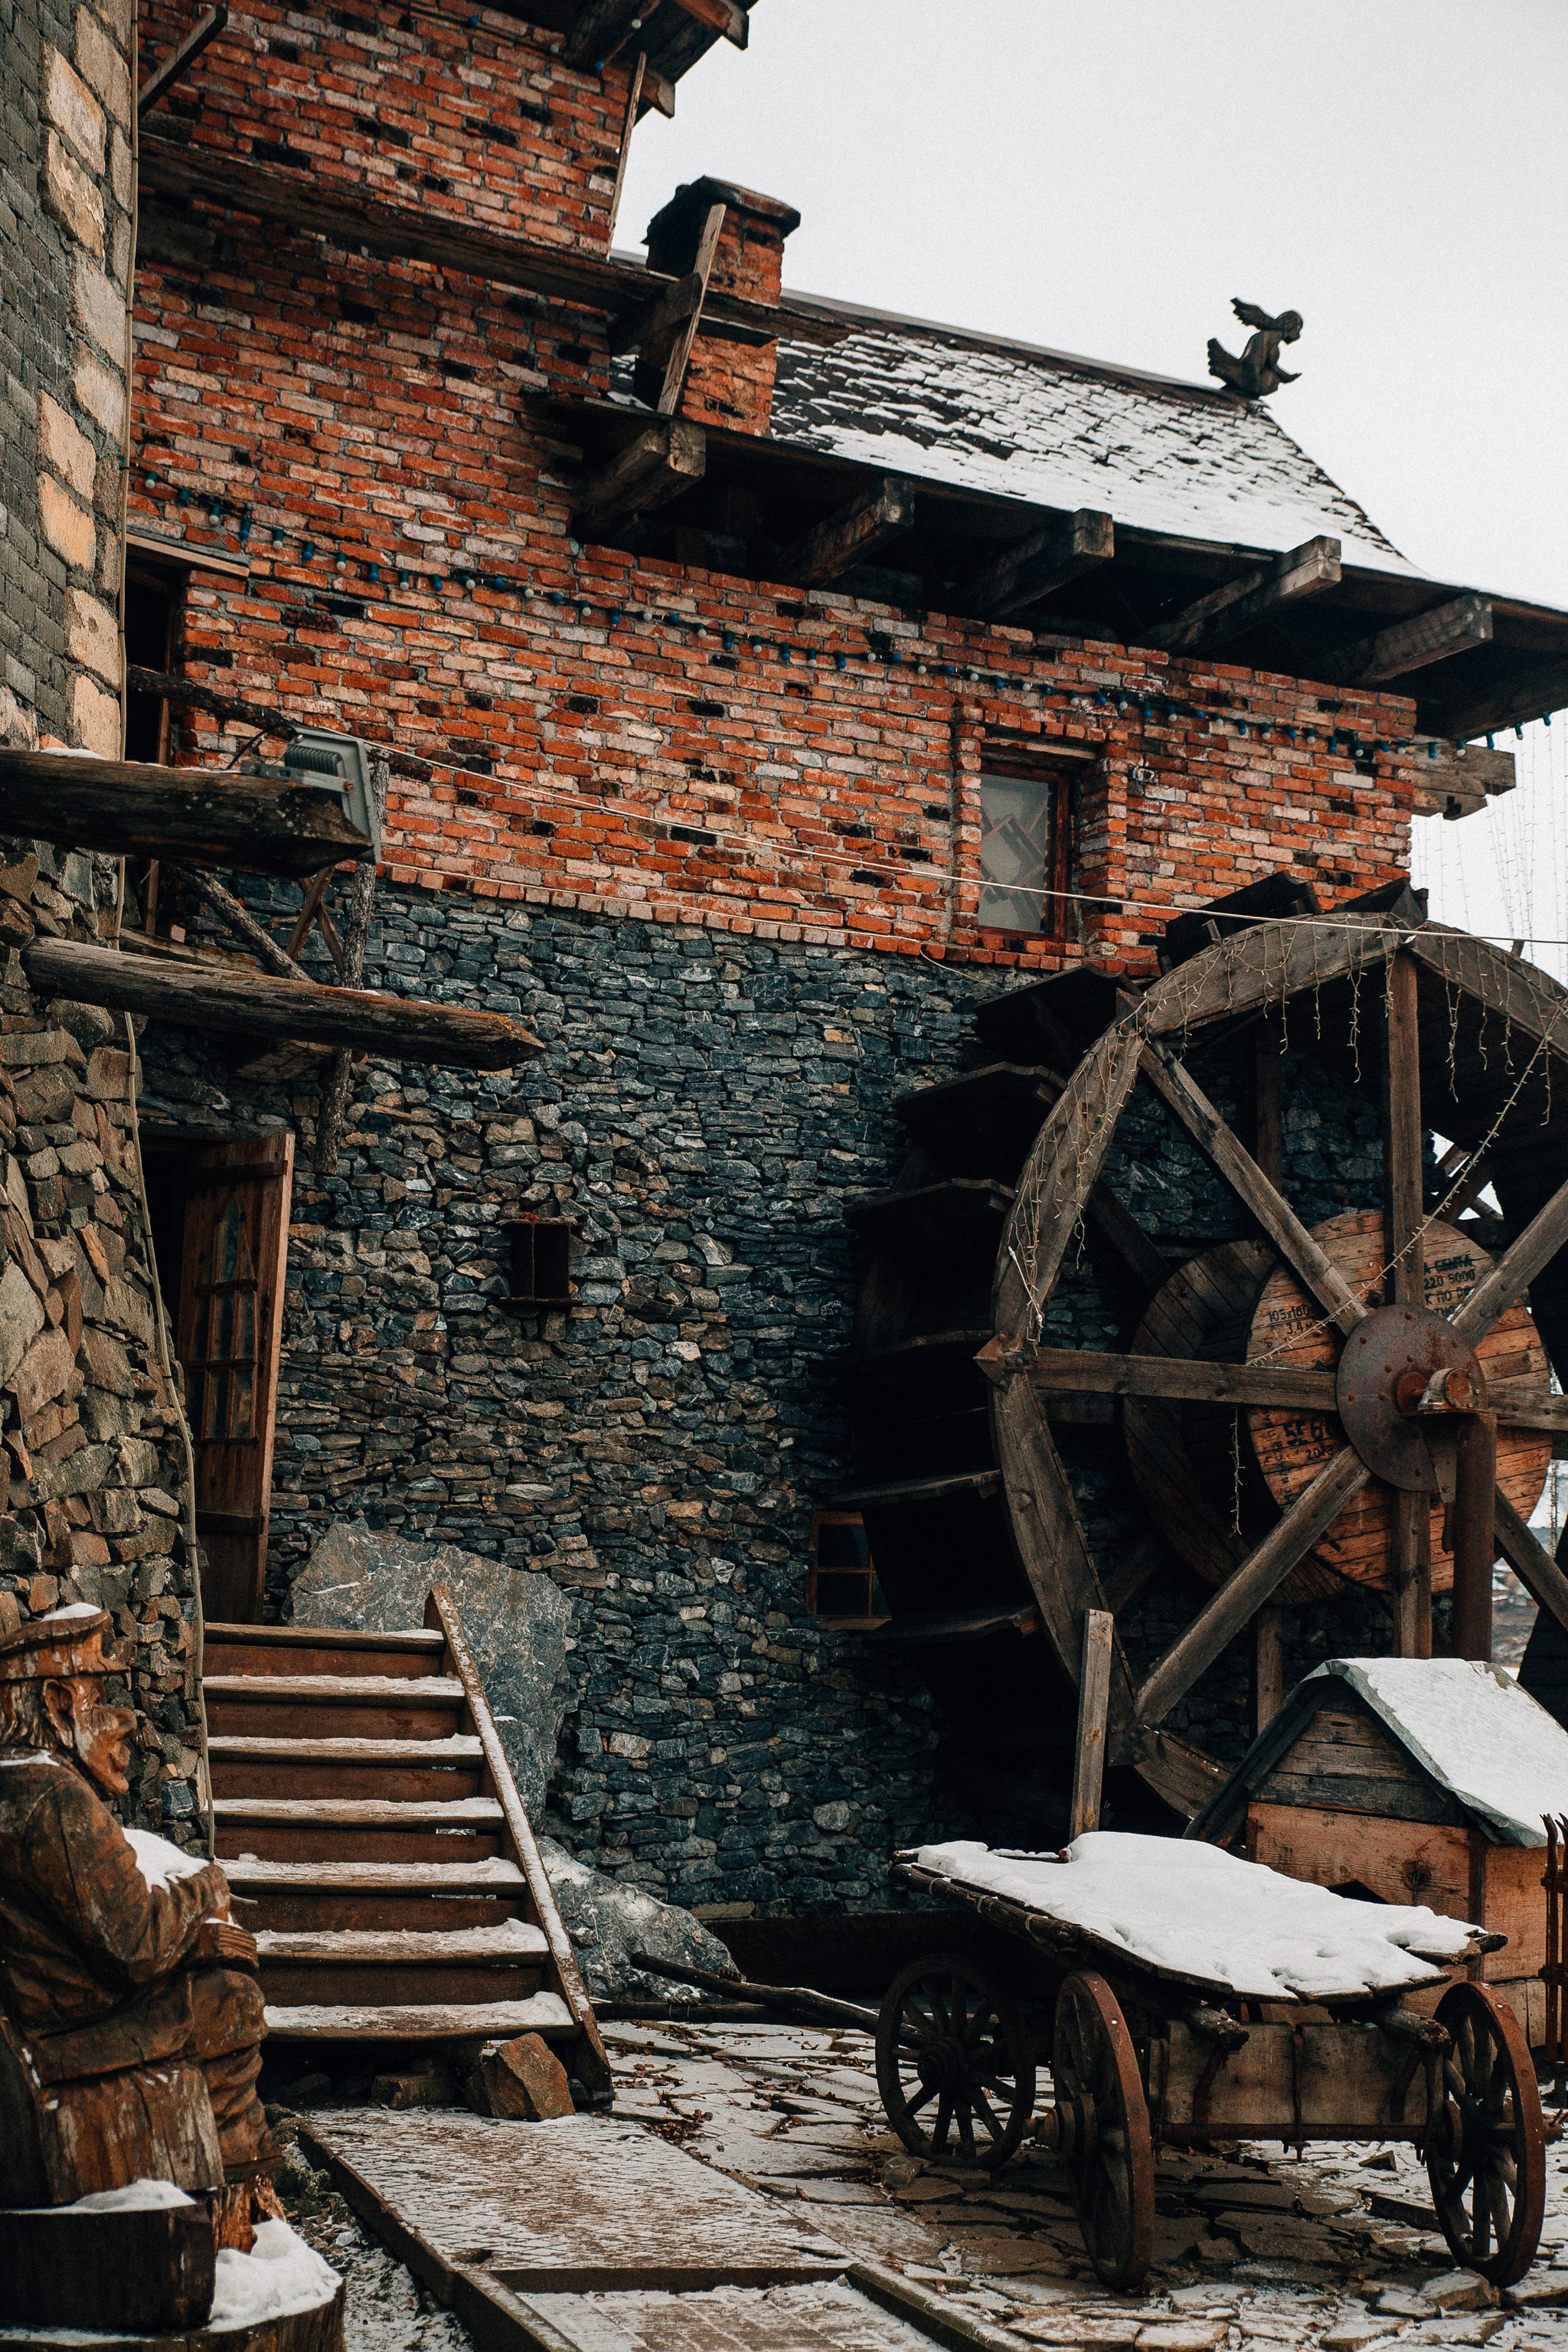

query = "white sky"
[619,0,1568,956]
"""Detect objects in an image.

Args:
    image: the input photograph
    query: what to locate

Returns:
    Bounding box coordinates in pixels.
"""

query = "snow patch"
[910,1832,1478,1999]
[38,1603,104,1622]
[122,1827,209,1890]
[1321,1657,1568,1846]
[208,2218,340,2330]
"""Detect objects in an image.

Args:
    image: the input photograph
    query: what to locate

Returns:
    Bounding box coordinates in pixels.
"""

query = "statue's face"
[44,1676,137,1795]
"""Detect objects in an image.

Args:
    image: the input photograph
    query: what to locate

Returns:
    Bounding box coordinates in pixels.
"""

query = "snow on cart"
[880,1832,1546,2293]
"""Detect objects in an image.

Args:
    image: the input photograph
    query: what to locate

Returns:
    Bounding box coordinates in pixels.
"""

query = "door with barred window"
[175,1134,293,1622]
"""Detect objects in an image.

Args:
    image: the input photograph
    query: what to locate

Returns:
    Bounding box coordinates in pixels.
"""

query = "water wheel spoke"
[961,2002,998,2050]
[972,2083,1004,2141]
[931,2092,953,2154]
[902,2081,937,2120]
[956,2102,978,2164]
[1486,2168,1514,2249]
[947,1977,969,2040]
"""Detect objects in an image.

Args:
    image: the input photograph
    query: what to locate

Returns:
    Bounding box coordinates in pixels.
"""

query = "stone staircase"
[202,1586,611,2104]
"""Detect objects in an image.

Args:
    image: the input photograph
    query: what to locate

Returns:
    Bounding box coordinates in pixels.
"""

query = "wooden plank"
[604,51,645,243]
[1145,536,1341,654]
[1384,948,1429,1657]
[209,1736,482,1760]
[272,1995,573,2040]
[1248,1802,1475,1916]
[1253,1018,1283,1182]
[776,477,916,588]
[22,936,538,1070]
[1138,1039,1367,1336]
[991,1374,1132,1719]
[1069,1610,1114,1838]
[1119,1723,1230,1821]
[1319,593,1493,686]
[428,1586,613,2107]
[655,203,725,415]
[1143,914,1399,1041]
[953,508,1114,620]
[871,1604,1038,1644]
[843,1177,1013,1240]
[1134,1446,1372,1726]
[668,0,748,44]
[256,1924,547,1961]
[575,418,706,538]
[138,3,227,114]
[606,266,702,361]
[994,1024,1146,1336]
[215,1795,502,1824]
[1020,1344,1338,1411]
[0,746,371,877]
[204,1673,464,1701]
[1450,1165,1568,1343]
[1255,1606,1285,1736]
[826,1468,1001,1508]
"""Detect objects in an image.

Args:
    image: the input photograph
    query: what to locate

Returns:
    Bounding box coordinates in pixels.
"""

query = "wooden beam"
[953,508,1114,620]
[1440,659,1568,752]
[776,477,917,589]
[1138,1039,1367,1336]
[1319,594,1493,688]
[0,747,371,879]
[574,418,706,538]
[1069,1611,1115,1838]
[22,938,540,1071]
[668,0,748,44]
[638,64,677,119]
[1492,1490,1568,1642]
[1255,1607,1285,1738]
[1014,1344,1338,1413]
[1383,949,1429,1658]
[1134,1446,1371,1726]
[1145,536,1341,655]
[607,266,701,361]
[168,865,309,981]
[1450,1165,1568,1346]
[604,51,645,243]
[1411,737,1517,819]
[138,3,227,114]
[655,202,724,414]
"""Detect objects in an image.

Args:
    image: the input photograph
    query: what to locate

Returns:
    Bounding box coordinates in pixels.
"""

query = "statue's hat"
[0,1604,132,1684]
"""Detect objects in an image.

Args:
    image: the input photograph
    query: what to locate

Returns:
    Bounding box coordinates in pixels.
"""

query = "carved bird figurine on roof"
[1207,299,1302,399]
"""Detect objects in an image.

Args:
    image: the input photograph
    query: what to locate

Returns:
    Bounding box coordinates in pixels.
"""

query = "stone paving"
[277,2017,1568,2350]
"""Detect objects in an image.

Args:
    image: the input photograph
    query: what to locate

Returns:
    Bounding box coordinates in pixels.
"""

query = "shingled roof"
[769,299,1413,578]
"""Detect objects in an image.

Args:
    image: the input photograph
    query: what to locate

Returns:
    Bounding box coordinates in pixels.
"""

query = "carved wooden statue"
[1207,299,1302,397]
[0,1599,270,2207]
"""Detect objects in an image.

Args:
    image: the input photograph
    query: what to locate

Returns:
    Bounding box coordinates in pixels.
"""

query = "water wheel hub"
[1334,1302,1486,1493]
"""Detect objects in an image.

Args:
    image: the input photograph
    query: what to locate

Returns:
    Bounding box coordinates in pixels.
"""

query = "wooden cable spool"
[841,906,1568,1827]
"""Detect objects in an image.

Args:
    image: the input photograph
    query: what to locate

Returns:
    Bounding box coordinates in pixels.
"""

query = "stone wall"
[134,878,1403,1910]
[0,841,206,1842]
[1,0,135,756]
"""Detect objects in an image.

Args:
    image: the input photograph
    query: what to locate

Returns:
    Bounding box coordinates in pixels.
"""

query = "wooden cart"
[877,1854,1547,2292]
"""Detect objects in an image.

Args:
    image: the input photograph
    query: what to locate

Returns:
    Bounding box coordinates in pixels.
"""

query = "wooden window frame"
[808,1509,890,1631]
[975,749,1084,949]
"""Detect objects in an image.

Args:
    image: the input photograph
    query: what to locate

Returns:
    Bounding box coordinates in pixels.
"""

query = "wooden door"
[175,1133,294,1622]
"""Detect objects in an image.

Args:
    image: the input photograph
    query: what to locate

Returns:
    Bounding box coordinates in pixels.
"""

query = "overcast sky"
[619,0,1568,957]
[620,0,1567,608]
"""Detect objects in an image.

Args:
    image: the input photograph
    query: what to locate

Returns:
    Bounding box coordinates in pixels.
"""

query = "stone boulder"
[290,1519,570,1817]
[536,1835,735,2002]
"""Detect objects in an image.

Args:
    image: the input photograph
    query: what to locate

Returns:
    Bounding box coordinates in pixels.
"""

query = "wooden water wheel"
[839,890,1568,1828]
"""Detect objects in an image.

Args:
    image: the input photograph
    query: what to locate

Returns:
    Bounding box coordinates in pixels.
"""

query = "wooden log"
[22,936,540,1070]
[1253,1018,1282,1182]
[1319,593,1493,687]
[776,477,917,588]
[1134,1446,1371,1726]
[1138,1039,1367,1335]
[574,418,706,538]
[1451,1166,1568,1344]
[1020,1344,1338,1411]
[954,508,1114,620]
[1069,1610,1114,1838]
[0,746,371,877]
[138,2,227,115]
[1145,536,1341,655]
[168,864,308,980]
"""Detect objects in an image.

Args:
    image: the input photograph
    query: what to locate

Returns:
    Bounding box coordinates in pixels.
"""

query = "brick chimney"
[639,176,800,433]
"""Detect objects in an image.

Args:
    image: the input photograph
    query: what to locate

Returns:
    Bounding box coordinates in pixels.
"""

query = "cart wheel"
[876,1952,1035,2171]
[1426,1981,1546,2286]
[1052,1971,1155,2292]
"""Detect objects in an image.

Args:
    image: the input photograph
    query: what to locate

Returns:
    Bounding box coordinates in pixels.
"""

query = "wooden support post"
[776,477,916,589]
[654,203,724,415]
[1146,537,1341,655]
[169,865,308,982]
[137,3,227,115]
[1069,1610,1115,1839]
[605,50,646,240]
[1254,1606,1285,1737]
[1450,1413,1498,1661]
[1253,1018,1282,1184]
[314,754,387,1178]
[1383,948,1431,1658]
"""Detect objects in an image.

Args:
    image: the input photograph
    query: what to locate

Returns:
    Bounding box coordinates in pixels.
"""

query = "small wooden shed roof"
[1188,1657,1568,1851]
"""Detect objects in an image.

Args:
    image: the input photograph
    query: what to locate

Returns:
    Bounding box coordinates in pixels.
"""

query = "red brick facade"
[131,0,1416,975]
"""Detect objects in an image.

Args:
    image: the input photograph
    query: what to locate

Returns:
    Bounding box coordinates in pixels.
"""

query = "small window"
[502,1217,573,1307]
[809,1511,890,1629]
[978,762,1073,939]
[122,564,182,764]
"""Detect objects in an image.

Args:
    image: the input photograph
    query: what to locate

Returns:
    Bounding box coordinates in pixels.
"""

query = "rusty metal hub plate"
[1334,1303,1484,1493]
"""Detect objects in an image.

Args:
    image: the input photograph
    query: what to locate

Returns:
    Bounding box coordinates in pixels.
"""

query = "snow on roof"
[769,315,1419,577]
[910,1831,1479,2001]
[1304,1657,1568,1847]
